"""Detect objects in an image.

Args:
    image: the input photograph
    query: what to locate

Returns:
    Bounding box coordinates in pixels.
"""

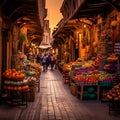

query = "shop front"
[0,0,45,104]
[52,0,120,114]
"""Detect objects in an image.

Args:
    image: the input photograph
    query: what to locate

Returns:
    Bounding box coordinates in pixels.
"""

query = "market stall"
[61,54,118,102]
[2,52,42,105]
[2,69,29,106]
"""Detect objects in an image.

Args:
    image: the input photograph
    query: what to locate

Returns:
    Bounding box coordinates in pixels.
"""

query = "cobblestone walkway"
[0,69,120,120]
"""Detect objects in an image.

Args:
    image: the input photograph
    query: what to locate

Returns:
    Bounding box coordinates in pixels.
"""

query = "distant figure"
[41,53,47,72]
[50,53,56,70]
[41,53,49,72]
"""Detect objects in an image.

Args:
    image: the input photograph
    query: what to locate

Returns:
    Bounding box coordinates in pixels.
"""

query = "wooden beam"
[87,2,107,7]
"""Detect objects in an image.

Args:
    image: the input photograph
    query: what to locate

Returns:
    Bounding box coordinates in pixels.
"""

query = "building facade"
[43,20,52,44]
[0,0,47,95]
[52,0,120,63]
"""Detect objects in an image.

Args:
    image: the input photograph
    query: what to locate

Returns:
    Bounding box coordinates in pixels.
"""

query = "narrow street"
[0,68,120,120]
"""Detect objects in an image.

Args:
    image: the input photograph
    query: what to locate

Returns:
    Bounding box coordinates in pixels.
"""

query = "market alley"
[0,68,120,120]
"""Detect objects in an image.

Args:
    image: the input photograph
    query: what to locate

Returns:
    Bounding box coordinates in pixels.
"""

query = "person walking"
[41,53,47,72]
[46,53,50,71]
[50,53,56,70]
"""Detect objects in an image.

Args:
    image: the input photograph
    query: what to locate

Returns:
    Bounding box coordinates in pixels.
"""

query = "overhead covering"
[39,43,52,49]
[52,0,120,42]
[71,0,120,20]
[0,0,43,44]
[39,40,52,49]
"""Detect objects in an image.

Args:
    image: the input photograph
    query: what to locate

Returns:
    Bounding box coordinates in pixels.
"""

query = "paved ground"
[0,68,120,120]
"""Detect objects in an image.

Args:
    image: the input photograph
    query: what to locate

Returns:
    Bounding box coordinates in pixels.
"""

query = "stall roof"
[71,0,120,20]
[53,0,120,39]
[0,0,43,44]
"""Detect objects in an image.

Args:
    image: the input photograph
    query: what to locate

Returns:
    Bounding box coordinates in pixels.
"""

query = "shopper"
[46,53,50,71]
[50,53,56,70]
[41,53,47,72]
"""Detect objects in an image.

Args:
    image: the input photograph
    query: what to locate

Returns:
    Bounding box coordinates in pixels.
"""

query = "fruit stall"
[60,50,120,114]
[61,53,119,102]
[2,69,29,106]
[106,83,120,114]
[2,52,42,105]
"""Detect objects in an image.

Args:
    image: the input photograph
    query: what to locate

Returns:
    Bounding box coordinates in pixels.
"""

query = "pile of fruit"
[75,67,94,75]
[107,53,118,61]
[98,72,115,87]
[29,62,42,71]
[4,81,29,91]
[107,83,120,101]
[3,69,25,80]
[3,69,29,91]
[82,60,93,68]
[62,63,72,72]
[74,74,98,85]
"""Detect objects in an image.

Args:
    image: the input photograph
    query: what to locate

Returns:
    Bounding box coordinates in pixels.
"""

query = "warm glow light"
[84,24,87,28]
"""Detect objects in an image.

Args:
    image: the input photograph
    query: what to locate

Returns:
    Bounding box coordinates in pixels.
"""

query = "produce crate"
[76,84,100,100]
[26,87,35,102]
[70,83,78,95]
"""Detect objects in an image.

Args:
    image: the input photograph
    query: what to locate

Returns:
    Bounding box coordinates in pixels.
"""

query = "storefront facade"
[52,0,120,63]
[0,0,47,95]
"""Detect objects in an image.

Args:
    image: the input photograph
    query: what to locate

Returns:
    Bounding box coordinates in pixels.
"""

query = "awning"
[39,44,52,49]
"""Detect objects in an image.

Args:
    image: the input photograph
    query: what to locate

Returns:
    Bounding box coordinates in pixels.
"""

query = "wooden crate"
[77,84,100,100]
[70,83,78,95]
[26,87,35,102]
